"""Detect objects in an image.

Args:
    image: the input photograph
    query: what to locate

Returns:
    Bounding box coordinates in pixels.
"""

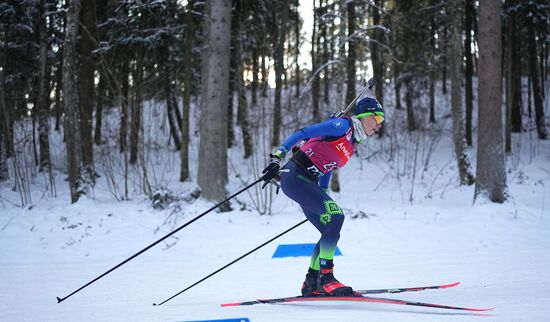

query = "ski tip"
[221,302,241,307]
[468,307,495,312]
[56,297,63,304]
[441,282,461,289]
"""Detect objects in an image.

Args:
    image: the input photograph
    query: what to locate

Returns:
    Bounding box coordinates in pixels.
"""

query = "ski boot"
[301,268,320,296]
[318,259,356,296]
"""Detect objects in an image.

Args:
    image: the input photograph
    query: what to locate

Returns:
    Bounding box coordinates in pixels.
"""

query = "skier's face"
[360,116,382,135]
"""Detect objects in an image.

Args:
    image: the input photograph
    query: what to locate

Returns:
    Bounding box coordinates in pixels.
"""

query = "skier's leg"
[281,162,353,295]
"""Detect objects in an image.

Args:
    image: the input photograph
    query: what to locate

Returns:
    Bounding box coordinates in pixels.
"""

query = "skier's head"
[354,97,385,121]
[354,97,384,135]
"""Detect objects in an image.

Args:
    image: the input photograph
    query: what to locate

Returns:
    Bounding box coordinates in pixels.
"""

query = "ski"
[221,281,460,307]
[221,282,493,312]
[359,281,460,294]
[222,294,493,312]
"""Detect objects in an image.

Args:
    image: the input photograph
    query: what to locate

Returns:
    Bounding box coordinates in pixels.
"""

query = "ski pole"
[153,219,308,306]
[334,77,376,117]
[57,177,264,304]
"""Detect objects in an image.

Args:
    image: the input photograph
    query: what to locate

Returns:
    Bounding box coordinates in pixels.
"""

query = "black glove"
[261,154,282,182]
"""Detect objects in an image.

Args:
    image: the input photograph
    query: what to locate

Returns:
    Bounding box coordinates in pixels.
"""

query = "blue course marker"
[272,243,342,258]
[180,318,250,322]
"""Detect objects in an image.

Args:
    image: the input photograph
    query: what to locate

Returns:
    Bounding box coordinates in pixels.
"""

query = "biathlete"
[261,97,385,296]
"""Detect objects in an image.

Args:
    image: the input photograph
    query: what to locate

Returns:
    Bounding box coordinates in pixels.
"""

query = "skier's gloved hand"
[261,153,282,182]
[261,147,288,181]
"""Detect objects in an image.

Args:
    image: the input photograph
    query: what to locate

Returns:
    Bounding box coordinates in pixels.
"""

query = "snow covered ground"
[1,128,549,321]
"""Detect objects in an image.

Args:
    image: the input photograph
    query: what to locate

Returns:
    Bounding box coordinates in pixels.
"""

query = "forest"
[0,0,548,207]
[1,1,550,321]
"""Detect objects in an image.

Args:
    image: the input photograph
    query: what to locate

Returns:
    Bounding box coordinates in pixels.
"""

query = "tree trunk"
[62,0,83,203]
[294,15,301,99]
[227,30,236,147]
[95,0,108,146]
[180,2,194,182]
[538,37,548,101]
[441,25,448,95]
[335,0,346,112]
[32,103,39,167]
[38,0,51,170]
[330,169,340,192]
[198,0,231,202]
[401,0,419,132]
[505,0,523,153]
[94,72,105,145]
[464,0,474,146]
[166,67,181,150]
[119,61,129,153]
[234,0,253,158]
[0,46,8,181]
[261,47,268,97]
[371,0,385,137]
[405,81,416,131]
[370,0,384,107]
[329,0,346,194]
[527,4,548,140]
[78,0,97,172]
[475,0,507,203]
[311,0,320,122]
[129,52,144,165]
[320,0,329,105]
[251,47,259,106]
[346,1,356,106]
[429,7,436,123]
[54,56,63,132]
[54,5,66,133]
[394,61,402,110]
[505,45,512,153]
[272,0,288,147]
[509,0,522,134]
[449,0,474,185]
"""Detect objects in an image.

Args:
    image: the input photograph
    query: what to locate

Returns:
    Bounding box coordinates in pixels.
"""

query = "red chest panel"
[299,125,355,174]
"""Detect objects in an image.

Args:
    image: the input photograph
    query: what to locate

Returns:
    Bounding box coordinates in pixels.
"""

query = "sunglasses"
[357,112,385,124]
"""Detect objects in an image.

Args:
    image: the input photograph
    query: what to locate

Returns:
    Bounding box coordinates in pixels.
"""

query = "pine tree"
[449,0,474,185]
[78,0,97,176]
[198,0,232,202]
[37,0,51,170]
[475,0,507,203]
[62,0,83,203]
